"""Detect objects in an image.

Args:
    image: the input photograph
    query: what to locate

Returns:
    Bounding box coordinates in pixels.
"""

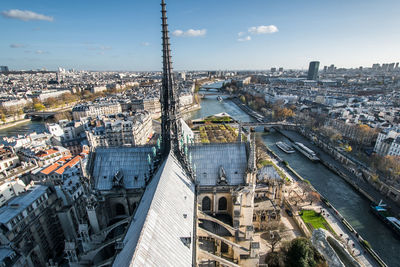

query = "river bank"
[261,131,400,266]
[257,138,382,266]
[277,129,400,216]
[0,119,32,130]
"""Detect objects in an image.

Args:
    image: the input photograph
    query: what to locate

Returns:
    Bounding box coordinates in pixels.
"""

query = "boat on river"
[370,202,400,238]
[293,142,320,162]
[276,141,295,154]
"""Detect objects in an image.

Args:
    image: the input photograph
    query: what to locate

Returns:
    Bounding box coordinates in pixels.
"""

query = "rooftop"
[189,143,248,186]
[113,153,195,267]
[0,185,48,225]
[92,147,153,190]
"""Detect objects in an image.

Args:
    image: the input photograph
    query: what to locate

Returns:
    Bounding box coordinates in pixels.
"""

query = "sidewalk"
[302,203,376,267]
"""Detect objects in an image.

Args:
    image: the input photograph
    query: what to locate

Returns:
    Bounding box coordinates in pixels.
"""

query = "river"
[0,120,47,137]
[1,86,399,266]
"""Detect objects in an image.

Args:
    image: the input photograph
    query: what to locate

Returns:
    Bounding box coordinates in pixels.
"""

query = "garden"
[300,209,335,235]
[198,124,238,143]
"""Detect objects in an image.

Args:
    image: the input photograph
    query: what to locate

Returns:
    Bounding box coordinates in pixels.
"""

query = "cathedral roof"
[113,152,195,267]
[190,143,248,186]
[92,147,153,190]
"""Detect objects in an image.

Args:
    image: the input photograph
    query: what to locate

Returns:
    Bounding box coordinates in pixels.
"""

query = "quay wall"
[257,136,388,267]
[275,128,378,204]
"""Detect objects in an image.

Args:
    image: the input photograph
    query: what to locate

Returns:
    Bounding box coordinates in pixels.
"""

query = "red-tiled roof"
[36,148,58,158]
[57,155,73,163]
[54,156,81,175]
[40,163,60,175]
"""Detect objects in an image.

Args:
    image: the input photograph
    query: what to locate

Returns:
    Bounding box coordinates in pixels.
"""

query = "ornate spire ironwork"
[160,0,182,156]
[160,1,194,180]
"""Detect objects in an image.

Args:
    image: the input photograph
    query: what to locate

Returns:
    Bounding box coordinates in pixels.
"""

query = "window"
[218,197,227,211]
[202,197,211,211]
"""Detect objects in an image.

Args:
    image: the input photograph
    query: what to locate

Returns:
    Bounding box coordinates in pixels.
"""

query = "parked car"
[285,209,293,217]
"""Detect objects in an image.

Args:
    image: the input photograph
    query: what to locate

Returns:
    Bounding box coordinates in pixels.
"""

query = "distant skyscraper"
[0,66,9,72]
[396,63,399,69]
[307,61,320,80]
[270,67,276,73]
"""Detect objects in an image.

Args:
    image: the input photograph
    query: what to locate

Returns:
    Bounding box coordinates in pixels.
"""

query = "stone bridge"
[26,111,57,120]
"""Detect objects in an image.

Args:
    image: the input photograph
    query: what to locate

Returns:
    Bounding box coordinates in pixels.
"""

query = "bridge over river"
[26,111,57,120]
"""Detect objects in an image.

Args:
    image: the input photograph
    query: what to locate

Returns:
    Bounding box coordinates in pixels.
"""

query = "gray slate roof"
[0,185,48,225]
[113,152,195,267]
[189,143,248,186]
[92,147,153,190]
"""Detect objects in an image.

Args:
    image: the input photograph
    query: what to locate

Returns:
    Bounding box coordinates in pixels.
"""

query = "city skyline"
[1,0,400,71]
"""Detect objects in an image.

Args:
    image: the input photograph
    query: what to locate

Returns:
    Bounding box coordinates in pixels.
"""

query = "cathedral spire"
[160,0,182,156]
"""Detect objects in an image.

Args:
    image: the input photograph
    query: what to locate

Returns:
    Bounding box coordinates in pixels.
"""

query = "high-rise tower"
[307,61,320,80]
[160,0,183,157]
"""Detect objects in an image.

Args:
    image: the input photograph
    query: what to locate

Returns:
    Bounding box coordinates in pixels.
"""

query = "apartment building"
[85,111,153,148]
[72,101,122,120]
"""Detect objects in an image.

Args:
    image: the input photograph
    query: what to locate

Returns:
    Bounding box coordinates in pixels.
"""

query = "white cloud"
[35,50,48,54]
[1,9,53,22]
[141,42,150,47]
[238,36,251,42]
[172,29,206,37]
[10,43,26,48]
[248,25,278,35]
[172,30,184,37]
[237,25,278,42]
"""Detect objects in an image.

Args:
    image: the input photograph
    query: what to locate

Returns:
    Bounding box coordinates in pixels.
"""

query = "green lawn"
[300,210,335,234]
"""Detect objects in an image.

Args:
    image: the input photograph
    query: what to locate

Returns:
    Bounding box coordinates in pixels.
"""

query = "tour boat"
[293,142,320,161]
[276,141,295,154]
[370,202,400,238]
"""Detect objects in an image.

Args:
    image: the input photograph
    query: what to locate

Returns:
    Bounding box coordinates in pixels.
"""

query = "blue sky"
[1,0,400,71]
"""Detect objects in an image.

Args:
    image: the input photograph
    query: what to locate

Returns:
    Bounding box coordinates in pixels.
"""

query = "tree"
[33,103,45,111]
[284,237,326,267]
[54,111,72,122]
[273,106,295,120]
[344,145,352,152]
[299,181,313,197]
[44,97,57,108]
[262,221,286,252]
[265,251,285,267]
[305,191,321,205]
[269,231,282,252]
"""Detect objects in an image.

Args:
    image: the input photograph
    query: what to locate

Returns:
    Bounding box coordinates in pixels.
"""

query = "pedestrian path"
[302,204,376,267]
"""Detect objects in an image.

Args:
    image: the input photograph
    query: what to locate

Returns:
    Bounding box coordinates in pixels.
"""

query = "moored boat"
[293,142,320,161]
[276,141,295,154]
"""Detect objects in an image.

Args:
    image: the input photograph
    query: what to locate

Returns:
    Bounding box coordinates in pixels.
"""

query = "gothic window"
[202,196,211,211]
[218,197,227,211]
[221,241,229,253]
[115,203,126,216]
